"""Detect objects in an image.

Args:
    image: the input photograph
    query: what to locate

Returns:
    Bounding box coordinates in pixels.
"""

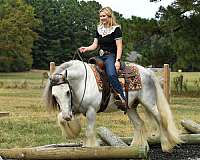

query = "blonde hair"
[99,7,118,27]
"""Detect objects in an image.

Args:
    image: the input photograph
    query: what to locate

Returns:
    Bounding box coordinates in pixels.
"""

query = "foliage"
[124,0,200,71]
[0,0,41,72]
[1,0,200,71]
[26,0,101,69]
[153,0,199,70]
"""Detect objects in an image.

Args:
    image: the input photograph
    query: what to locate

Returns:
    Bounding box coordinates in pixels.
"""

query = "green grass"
[0,117,65,148]
[155,71,200,96]
[0,70,199,148]
[0,70,45,80]
[171,72,200,87]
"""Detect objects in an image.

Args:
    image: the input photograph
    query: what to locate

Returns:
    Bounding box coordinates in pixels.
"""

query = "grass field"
[0,70,199,149]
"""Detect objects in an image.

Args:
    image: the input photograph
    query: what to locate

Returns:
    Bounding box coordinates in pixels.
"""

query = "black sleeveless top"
[95,26,122,54]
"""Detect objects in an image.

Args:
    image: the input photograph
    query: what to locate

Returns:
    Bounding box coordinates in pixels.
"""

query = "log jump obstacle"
[1,126,200,160]
[0,127,148,159]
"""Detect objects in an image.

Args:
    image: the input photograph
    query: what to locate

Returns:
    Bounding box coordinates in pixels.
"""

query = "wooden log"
[0,112,9,117]
[113,134,200,145]
[180,134,200,144]
[36,143,82,148]
[0,145,148,159]
[50,62,56,75]
[144,134,200,144]
[97,127,128,146]
[97,136,160,146]
[181,119,200,134]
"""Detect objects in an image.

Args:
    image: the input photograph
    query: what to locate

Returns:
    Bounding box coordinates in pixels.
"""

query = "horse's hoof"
[83,140,99,147]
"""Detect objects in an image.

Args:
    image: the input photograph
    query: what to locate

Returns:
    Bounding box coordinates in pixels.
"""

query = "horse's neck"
[67,64,85,90]
[68,62,102,111]
[67,62,97,95]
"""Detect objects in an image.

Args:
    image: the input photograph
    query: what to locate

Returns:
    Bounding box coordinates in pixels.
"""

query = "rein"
[73,50,88,109]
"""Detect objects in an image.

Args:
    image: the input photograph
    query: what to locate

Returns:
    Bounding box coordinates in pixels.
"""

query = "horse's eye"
[66,91,70,96]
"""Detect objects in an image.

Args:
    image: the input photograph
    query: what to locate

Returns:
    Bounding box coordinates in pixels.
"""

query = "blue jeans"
[98,54,126,100]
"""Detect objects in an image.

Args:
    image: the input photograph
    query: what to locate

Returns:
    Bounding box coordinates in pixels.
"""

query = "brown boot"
[114,95,130,114]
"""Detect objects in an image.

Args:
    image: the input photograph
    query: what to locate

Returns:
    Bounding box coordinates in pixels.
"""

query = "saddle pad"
[90,64,142,91]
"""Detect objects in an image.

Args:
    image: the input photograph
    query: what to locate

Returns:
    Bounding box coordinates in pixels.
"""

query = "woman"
[79,7,127,111]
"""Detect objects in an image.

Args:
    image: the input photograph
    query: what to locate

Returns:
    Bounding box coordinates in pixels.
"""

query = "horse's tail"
[57,113,81,138]
[150,71,182,152]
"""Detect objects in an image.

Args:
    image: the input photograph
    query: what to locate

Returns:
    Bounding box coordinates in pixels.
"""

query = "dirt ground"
[149,144,200,160]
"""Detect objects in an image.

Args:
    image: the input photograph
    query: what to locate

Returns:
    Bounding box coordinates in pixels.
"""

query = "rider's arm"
[79,38,98,53]
[115,39,122,61]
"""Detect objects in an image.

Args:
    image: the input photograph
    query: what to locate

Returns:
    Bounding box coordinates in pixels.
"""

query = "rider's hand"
[79,47,88,53]
[115,61,120,71]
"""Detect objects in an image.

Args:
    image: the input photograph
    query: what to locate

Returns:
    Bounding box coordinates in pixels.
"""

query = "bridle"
[50,72,73,112]
[50,50,88,113]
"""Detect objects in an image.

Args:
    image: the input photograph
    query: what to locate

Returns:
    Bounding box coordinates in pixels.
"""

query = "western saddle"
[89,57,134,113]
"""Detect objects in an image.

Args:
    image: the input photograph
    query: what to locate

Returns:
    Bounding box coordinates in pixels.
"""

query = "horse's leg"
[140,73,182,152]
[140,100,172,151]
[140,99,160,136]
[84,106,98,147]
[136,93,172,151]
[140,95,180,152]
[127,108,149,149]
[58,112,74,138]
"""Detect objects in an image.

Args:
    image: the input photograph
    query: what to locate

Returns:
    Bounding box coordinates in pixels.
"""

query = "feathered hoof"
[83,138,99,147]
[58,113,81,139]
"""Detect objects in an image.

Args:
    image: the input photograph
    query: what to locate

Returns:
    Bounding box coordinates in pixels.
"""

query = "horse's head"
[50,70,73,121]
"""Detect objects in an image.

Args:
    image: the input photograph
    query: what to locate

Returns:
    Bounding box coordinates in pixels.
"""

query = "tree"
[125,0,200,71]
[27,0,101,69]
[155,0,200,71]
[0,0,41,72]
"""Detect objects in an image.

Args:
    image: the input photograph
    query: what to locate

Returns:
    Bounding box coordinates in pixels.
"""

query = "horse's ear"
[65,70,68,79]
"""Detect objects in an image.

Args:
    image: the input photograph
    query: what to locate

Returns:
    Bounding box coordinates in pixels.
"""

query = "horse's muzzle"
[62,112,72,121]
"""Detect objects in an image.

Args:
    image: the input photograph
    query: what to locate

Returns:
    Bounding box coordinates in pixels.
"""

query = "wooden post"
[163,64,170,102]
[50,62,56,75]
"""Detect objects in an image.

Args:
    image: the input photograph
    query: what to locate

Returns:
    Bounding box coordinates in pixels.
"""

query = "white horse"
[43,60,182,152]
